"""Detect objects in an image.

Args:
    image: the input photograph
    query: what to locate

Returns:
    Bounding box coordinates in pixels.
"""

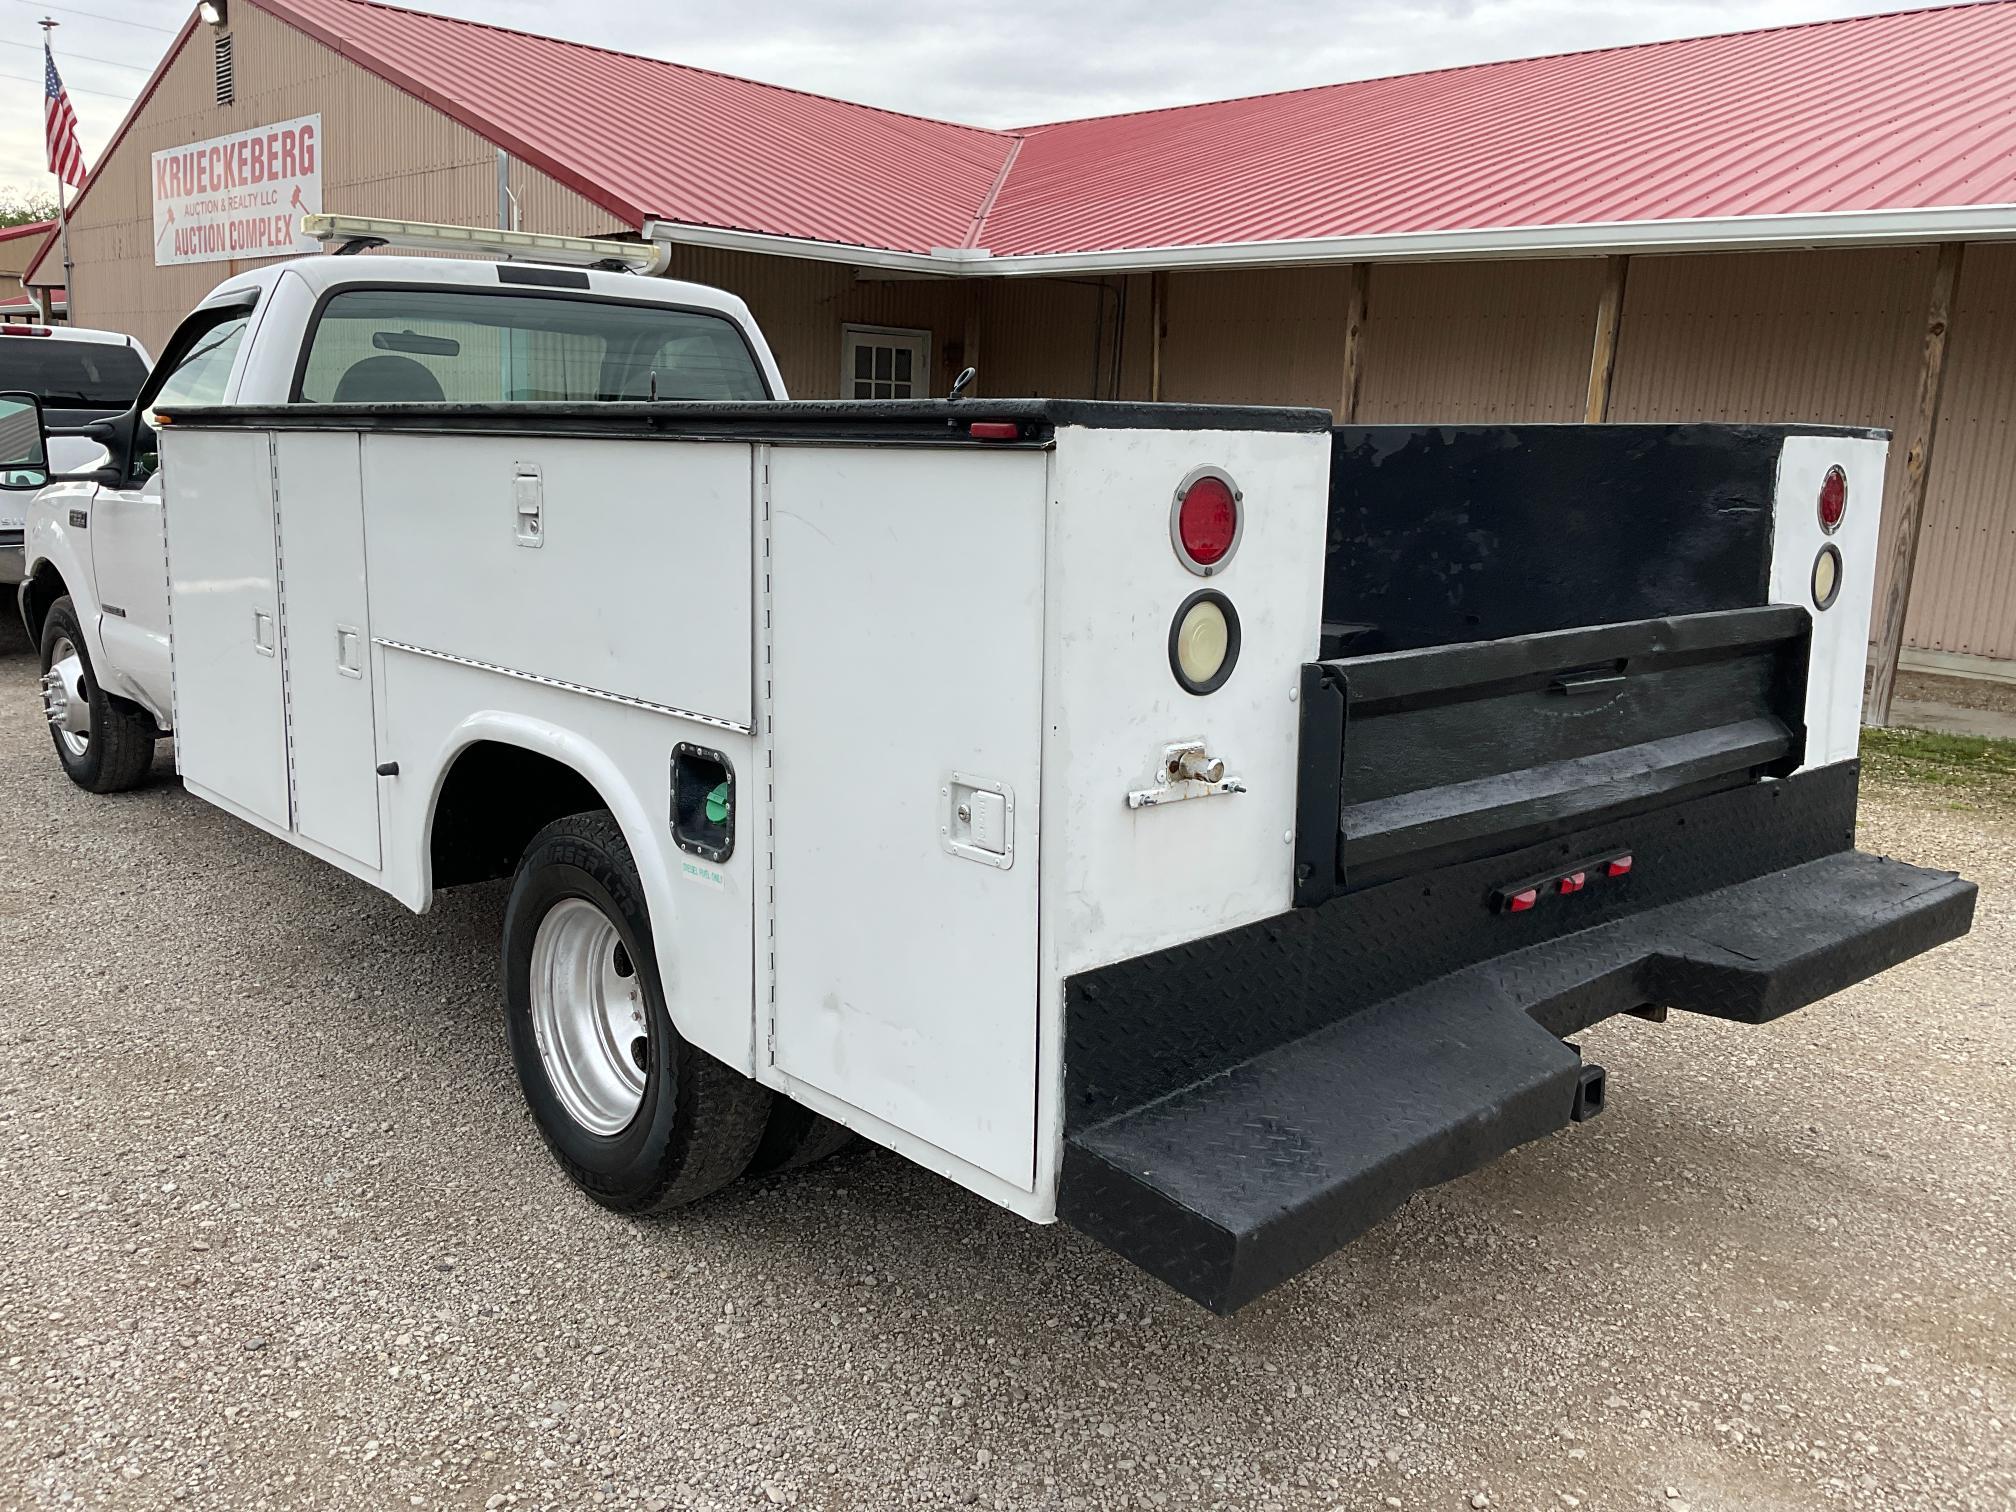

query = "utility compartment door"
[161,428,289,829]
[274,431,381,869]
[768,446,1047,1189]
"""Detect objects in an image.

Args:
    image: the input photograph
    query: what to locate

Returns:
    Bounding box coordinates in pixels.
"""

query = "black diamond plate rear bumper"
[1059,771,1974,1314]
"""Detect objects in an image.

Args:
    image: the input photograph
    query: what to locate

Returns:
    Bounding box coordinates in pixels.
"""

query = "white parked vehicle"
[0,320,150,588]
[7,219,1975,1312]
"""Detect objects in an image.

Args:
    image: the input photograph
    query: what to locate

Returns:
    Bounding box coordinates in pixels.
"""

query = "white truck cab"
[18,245,778,789]
[3,219,1975,1313]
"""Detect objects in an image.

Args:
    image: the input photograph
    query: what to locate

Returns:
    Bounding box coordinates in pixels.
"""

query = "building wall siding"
[1913,242,2016,660]
[1356,259,1605,423]
[657,247,972,400]
[48,4,614,351]
[1159,266,1353,407]
[1606,246,1973,657]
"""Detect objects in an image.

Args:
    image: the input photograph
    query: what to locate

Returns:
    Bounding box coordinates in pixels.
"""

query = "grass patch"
[1861,725,2016,808]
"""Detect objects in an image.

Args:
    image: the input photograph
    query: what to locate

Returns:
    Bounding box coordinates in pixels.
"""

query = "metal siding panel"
[1917,243,2016,659]
[1157,267,1352,407]
[1607,247,1931,651]
[656,247,970,400]
[1355,260,1602,423]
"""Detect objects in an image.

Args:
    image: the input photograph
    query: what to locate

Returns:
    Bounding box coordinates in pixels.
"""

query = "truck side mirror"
[0,390,49,491]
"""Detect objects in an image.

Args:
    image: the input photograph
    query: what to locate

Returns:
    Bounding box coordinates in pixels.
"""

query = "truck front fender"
[19,481,103,652]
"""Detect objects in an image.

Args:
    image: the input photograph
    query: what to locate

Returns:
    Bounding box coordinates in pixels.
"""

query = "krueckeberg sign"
[151,114,322,267]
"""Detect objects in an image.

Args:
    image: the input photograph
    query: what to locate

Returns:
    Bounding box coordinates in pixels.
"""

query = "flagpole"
[40,17,74,325]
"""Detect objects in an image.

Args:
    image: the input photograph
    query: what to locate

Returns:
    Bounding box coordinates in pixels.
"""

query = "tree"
[0,187,60,230]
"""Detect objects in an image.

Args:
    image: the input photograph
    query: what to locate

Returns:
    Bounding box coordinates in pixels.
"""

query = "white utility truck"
[9,218,1975,1313]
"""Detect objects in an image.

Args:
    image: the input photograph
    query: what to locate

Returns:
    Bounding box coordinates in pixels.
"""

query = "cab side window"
[137,312,251,476]
[145,314,251,426]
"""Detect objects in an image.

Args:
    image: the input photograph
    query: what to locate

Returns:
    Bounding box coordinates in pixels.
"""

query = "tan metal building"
[32,0,2016,689]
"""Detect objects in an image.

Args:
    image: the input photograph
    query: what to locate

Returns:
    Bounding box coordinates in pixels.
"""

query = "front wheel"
[502,810,773,1213]
[39,596,156,794]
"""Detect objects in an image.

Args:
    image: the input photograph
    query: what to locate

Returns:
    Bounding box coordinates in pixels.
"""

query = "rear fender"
[409,709,754,1076]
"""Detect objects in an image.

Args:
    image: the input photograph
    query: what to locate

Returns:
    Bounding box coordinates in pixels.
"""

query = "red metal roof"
[0,220,54,245]
[30,0,2016,285]
[987,1,2016,255]
[256,0,1016,252]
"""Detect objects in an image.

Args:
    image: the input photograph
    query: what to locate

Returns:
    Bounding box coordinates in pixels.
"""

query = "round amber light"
[1169,590,1241,694]
[1812,543,1842,611]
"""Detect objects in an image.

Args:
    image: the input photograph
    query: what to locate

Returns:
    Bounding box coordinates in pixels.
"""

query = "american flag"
[44,41,86,189]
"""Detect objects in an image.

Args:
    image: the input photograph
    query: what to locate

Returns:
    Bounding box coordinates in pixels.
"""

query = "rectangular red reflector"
[1559,871,1586,895]
[1606,855,1634,877]
[0,324,50,336]
[968,422,1019,441]
[1507,887,1538,913]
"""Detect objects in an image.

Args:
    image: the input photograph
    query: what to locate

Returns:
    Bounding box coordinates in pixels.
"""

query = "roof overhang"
[644,202,2016,279]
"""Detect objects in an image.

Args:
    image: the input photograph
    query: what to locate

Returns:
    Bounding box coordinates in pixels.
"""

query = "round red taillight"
[1818,465,1848,534]
[1171,469,1242,575]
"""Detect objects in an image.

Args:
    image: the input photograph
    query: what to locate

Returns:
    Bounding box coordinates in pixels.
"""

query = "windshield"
[296,287,770,404]
[0,337,148,409]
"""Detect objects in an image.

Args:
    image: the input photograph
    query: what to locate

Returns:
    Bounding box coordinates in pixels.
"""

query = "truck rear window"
[295,288,769,404]
[0,338,147,409]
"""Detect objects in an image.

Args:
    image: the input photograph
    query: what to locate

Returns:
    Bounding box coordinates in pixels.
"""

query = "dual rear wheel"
[503,811,851,1211]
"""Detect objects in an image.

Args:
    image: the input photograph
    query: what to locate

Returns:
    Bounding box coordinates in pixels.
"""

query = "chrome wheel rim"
[528,897,649,1136]
[41,634,91,759]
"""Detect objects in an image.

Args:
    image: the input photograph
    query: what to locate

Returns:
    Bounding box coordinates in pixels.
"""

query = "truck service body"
[12,231,1975,1312]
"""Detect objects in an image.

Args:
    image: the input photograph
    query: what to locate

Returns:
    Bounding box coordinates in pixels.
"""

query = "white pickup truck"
[6,227,1976,1313]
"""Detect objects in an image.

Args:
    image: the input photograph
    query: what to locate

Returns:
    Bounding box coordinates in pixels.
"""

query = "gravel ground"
[1,643,2010,1512]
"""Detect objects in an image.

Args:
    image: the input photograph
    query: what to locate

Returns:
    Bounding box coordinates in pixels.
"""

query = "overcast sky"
[0,0,1967,214]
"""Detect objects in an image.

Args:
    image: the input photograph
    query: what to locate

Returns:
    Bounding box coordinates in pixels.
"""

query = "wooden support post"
[1583,255,1630,423]
[1150,270,1167,401]
[963,282,983,397]
[1867,241,1966,728]
[1339,263,1369,423]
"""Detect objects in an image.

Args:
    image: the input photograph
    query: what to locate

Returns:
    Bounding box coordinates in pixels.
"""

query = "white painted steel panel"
[767,445,1047,1189]
[275,431,382,869]
[89,475,174,721]
[375,650,760,1072]
[161,428,290,829]
[359,435,753,728]
[1039,426,1331,978]
[1770,432,1889,768]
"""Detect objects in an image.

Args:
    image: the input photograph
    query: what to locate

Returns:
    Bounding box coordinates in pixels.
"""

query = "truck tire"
[38,596,156,794]
[746,1097,858,1176]
[502,810,772,1213]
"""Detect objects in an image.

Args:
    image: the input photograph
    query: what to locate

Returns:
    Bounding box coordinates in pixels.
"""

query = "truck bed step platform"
[1060,849,1974,1314]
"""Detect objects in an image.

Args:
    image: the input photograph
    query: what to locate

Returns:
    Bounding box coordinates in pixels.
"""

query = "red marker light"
[0,324,50,336]
[1818,465,1847,533]
[1559,871,1586,895]
[1507,887,1539,913]
[969,422,1019,441]
[1606,855,1634,877]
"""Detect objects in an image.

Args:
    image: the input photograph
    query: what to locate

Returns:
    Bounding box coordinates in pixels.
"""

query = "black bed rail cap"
[155,396,1335,441]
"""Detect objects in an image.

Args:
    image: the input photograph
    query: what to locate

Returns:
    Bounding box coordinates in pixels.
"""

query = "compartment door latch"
[513,465,543,548]
[943,773,1014,869]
